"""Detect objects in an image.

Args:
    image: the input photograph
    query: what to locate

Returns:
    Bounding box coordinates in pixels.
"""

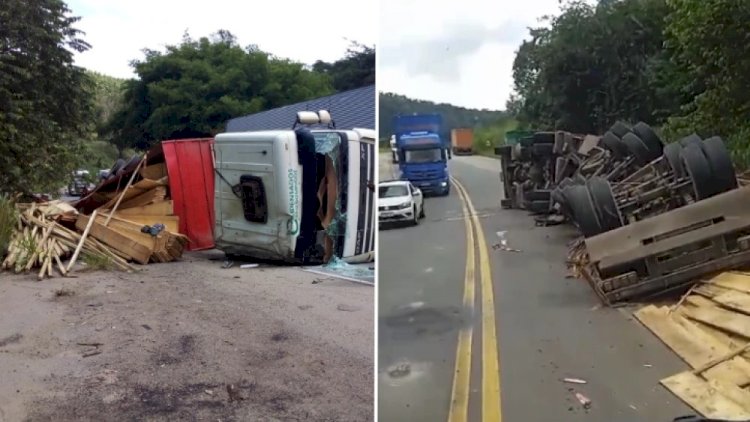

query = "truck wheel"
[701,136,737,194]
[563,185,603,237]
[681,142,714,200]
[586,176,623,232]
[632,122,664,157]
[621,132,652,166]
[678,134,702,147]
[663,142,686,179]
[601,131,628,159]
[609,121,631,139]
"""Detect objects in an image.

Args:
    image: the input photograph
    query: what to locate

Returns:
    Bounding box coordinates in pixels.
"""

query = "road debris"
[634,272,750,419]
[240,263,258,269]
[562,377,587,384]
[574,391,592,409]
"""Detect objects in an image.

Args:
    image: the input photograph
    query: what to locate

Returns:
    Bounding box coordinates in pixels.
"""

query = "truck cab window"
[239,175,268,223]
[404,149,443,163]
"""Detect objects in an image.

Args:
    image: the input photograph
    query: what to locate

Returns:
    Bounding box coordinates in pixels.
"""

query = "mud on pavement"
[0,250,373,422]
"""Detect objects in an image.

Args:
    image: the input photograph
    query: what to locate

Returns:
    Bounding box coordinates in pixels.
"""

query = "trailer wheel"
[557,186,575,219]
[564,185,603,237]
[678,134,702,147]
[681,142,714,200]
[601,131,628,159]
[701,136,737,194]
[621,133,652,166]
[609,121,631,139]
[586,176,623,232]
[632,122,664,157]
[108,158,125,176]
[525,190,552,202]
[572,173,587,185]
[663,142,686,179]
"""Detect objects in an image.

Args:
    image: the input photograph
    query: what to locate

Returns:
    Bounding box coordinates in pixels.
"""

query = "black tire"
[419,203,425,219]
[572,173,587,185]
[564,185,603,237]
[558,177,574,189]
[533,132,555,144]
[632,122,664,157]
[663,142,686,179]
[601,131,628,159]
[528,200,551,214]
[109,158,125,176]
[412,205,419,225]
[586,176,623,232]
[681,143,714,200]
[701,136,737,194]
[621,132,652,166]
[678,134,701,147]
[558,186,575,218]
[609,121,631,139]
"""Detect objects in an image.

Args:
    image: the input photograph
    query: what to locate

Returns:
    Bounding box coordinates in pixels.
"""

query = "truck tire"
[532,143,555,157]
[621,132,652,166]
[601,131,628,159]
[701,136,737,194]
[632,122,664,157]
[681,142,714,200]
[563,185,603,237]
[609,121,631,139]
[663,142,686,179]
[586,176,623,232]
[678,134,702,147]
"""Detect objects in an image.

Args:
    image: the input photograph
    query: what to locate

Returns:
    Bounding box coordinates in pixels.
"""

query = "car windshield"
[379,185,408,198]
[404,148,443,163]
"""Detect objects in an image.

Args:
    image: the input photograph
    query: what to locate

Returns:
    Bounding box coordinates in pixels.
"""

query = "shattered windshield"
[379,185,408,198]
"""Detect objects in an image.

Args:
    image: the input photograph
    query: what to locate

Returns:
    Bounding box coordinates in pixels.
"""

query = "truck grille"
[407,170,442,180]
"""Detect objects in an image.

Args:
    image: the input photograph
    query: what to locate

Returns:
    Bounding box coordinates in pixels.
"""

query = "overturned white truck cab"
[213,111,376,265]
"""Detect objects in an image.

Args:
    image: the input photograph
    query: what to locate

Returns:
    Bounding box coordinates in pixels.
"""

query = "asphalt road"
[378,154,692,422]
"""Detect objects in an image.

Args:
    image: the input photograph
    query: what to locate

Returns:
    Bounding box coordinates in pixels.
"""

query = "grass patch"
[81,253,113,271]
[0,195,17,256]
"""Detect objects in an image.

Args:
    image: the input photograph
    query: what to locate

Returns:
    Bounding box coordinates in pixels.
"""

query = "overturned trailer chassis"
[581,186,750,304]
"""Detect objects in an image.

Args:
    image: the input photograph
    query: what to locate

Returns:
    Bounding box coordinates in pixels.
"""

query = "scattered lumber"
[634,271,750,419]
[2,201,137,279]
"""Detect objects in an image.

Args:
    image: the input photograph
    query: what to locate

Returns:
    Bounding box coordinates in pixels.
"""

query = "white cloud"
[379,0,563,110]
[67,0,377,79]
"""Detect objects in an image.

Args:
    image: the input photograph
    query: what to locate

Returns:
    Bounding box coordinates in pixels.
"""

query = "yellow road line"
[452,177,503,422]
[447,179,476,422]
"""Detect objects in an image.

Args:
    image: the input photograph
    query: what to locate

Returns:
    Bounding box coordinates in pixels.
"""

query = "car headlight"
[399,201,412,209]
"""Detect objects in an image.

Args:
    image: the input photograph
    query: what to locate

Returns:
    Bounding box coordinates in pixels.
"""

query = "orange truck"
[451,128,474,155]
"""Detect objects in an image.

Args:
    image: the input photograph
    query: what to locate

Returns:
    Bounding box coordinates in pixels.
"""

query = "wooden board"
[140,163,167,180]
[76,215,152,264]
[634,305,750,385]
[709,272,750,294]
[116,201,174,216]
[682,302,750,339]
[712,290,750,315]
[117,187,166,210]
[661,372,750,420]
[110,214,179,234]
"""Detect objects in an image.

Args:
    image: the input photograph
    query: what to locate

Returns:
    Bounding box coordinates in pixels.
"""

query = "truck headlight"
[441,182,448,187]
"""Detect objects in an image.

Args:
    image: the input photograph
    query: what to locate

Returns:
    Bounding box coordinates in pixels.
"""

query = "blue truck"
[392,114,451,196]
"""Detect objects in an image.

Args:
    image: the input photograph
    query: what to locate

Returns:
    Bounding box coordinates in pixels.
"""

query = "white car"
[378,180,425,225]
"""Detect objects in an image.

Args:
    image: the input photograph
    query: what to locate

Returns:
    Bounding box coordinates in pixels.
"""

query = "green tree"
[0,0,92,194]
[510,0,672,133]
[105,30,334,151]
[313,41,375,91]
[662,0,750,165]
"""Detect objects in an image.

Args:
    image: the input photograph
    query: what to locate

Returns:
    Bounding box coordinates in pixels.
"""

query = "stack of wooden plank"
[634,271,750,420]
[2,201,137,279]
[79,161,188,264]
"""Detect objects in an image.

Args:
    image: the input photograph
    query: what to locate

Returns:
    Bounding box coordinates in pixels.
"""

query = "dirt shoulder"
[0,250,373,422]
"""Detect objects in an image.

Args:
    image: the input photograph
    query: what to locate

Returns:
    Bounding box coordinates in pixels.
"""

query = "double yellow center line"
[448,177,502,422]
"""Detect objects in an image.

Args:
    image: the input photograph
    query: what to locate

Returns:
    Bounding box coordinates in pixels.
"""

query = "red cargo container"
[162,138,215,251]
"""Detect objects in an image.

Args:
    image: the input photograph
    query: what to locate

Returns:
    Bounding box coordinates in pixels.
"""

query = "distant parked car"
[67,170,90,196]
